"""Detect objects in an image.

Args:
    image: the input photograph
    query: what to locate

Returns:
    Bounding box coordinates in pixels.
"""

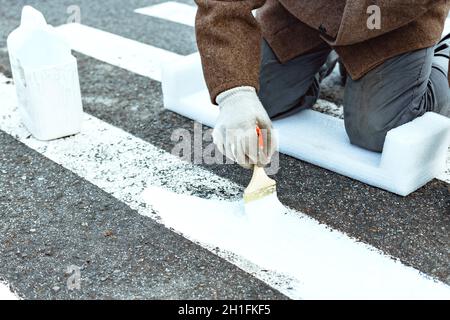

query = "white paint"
[55,23,182,81]
[162,53,450,194]
[143,188,450,299]
[0,282,18,300]
[134,1,197,27]
[1,75,449,299]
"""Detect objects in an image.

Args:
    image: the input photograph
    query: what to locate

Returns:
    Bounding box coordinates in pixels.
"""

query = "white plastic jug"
[7,6,83,140]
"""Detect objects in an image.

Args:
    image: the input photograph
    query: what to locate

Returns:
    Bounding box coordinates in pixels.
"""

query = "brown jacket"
[194,0,450,103]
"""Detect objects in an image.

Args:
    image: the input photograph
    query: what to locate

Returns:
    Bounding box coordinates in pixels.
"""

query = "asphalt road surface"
[0,0,448,299]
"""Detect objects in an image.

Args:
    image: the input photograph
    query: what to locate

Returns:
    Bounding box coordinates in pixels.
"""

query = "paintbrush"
[243,126,277,204]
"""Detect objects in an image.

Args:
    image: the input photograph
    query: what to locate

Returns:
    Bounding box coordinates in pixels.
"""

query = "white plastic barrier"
[443,17,450,37]
[7,6,83,141]
[162,53,450,196]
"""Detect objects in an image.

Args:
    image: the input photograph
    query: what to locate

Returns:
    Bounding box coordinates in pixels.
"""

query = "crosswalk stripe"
[134,1,197,27]
[55,23,182,82]
[1,74,449,299]
[0,282,18,300]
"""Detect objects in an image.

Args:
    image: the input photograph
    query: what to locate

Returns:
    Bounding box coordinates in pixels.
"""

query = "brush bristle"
[243,184,277,203]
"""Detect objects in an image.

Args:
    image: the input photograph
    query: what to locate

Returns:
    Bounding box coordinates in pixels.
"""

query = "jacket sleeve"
[194,0,266,104]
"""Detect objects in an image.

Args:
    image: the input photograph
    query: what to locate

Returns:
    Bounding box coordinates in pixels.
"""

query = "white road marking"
[143,188,450,299]
[0,282,18,300]
[134,1,197,27]
[1,75,450,299]
[55,23,182,82]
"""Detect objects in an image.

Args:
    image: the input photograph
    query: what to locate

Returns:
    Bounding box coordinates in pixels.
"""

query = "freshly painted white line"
[1,75,450,299]
[135,1,197,27]
[0,282,18,300]
[143,188,450,299]
[55,23,182,82]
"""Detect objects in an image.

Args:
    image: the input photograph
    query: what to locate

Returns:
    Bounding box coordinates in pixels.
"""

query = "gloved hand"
[213,86,277,169]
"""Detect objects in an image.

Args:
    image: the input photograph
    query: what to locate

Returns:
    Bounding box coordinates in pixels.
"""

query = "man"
[194,0,450,168]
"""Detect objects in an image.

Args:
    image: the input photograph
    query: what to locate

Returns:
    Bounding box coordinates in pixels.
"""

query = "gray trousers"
[258,40,450,152]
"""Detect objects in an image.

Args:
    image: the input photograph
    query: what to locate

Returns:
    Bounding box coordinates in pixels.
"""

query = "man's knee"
[343,48,434,152]
[258,39,330,119]
[259,80,319,119]
[344,100,391,152]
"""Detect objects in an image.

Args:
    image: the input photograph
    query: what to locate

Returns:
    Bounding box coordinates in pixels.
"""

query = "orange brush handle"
[256,126,264,149]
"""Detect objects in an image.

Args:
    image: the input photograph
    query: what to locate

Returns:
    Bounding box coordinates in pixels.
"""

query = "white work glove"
[213,86,277,169]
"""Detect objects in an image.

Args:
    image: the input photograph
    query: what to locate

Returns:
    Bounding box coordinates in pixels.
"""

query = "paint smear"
[142,186,450,300]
